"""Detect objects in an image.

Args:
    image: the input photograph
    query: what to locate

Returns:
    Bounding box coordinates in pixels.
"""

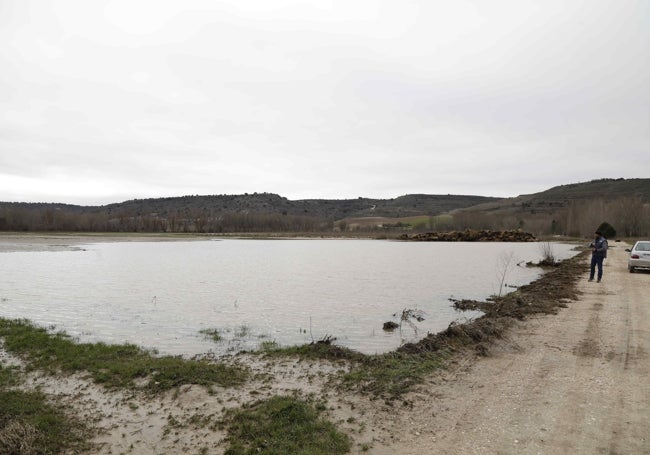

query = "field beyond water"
[0,234,592,454]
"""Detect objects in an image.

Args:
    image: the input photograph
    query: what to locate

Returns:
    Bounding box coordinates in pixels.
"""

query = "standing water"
[0,238,577,356]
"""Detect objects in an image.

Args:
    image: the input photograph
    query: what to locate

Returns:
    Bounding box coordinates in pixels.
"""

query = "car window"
[636,243,650,251]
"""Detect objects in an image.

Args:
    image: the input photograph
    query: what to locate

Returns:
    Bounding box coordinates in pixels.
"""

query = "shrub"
[597,221,616,239]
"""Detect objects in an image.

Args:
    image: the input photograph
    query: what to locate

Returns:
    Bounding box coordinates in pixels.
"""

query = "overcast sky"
[1,0,648,205]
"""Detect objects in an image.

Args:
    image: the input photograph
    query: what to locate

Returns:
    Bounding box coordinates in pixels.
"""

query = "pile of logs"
[399,229,536,242]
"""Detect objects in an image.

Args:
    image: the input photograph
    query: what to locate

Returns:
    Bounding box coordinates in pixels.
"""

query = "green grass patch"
[259,340,280,351]
[258,341,448,398]
[0,318,248,392]
[342,351,448,398]
[0,363,91,454]
[0,390,91,454]
[222,395,351,455]
[0,363,20,388]
[260,341,363,362]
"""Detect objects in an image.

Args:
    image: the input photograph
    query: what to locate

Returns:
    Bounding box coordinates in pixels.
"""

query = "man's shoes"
[588,278,594,282]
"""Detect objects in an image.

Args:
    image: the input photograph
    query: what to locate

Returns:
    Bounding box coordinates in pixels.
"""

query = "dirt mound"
[399,229,536,242]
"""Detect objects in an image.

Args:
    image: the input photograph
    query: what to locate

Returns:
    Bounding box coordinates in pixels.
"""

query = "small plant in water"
[234,325,251,338]
[259,340,280,351]
[394,308,426,334]
[538,242,556,266]
[199,328,223,343]
[495,251,515,297]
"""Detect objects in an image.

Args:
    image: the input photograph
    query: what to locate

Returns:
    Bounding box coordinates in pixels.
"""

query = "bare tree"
[495,251,515,297]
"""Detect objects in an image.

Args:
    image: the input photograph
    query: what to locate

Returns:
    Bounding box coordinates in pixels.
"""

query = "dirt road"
[373,243,649,454]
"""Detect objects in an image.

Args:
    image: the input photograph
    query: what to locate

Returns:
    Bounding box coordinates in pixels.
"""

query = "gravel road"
[373,242,649,455]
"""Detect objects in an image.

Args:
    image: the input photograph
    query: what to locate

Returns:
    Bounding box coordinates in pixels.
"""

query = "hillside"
[94,193,499,219]
[456,178,650,216]
[1,178,648,235]
[0,193,498,232]
[448,178,650,238]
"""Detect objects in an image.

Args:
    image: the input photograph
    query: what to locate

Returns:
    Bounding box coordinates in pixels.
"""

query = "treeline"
[0,204,332,233]
[426,196,650,238]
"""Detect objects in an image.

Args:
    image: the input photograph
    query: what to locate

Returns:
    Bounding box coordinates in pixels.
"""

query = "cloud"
[0,0,648,204]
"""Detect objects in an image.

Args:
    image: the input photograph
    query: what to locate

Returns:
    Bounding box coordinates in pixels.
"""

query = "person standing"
[589,230,608,282]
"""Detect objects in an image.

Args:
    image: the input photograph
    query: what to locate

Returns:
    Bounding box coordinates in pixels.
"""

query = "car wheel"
[629,266,635,273]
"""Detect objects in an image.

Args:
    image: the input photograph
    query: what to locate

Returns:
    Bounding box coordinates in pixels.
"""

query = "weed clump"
[0,361,92,454]
[261,339,363,362]
[222,395,351,455]
[199,328,223,343]
[0,419,38,455]
[0,390,91,454]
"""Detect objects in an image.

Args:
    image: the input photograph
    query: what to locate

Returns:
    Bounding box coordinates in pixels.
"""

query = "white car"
[626,241,650,273]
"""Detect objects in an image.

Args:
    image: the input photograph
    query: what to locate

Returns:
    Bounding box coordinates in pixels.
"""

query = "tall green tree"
[597,221,616,238]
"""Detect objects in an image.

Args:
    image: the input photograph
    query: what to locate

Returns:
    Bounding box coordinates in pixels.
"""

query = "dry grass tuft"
[0,420,39,455]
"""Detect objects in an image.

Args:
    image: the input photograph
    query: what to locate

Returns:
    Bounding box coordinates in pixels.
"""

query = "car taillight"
[631,254,640,259]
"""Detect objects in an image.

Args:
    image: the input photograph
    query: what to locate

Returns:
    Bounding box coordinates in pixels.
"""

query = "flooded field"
[0,237,578,356]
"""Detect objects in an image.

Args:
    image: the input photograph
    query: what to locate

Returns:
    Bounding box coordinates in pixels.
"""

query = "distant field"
[343,215,454,230]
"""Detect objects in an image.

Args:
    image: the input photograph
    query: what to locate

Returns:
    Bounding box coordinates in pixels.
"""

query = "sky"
[1,0,649,205]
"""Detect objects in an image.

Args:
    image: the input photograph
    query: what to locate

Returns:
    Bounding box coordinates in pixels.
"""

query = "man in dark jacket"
[589,230,608,282]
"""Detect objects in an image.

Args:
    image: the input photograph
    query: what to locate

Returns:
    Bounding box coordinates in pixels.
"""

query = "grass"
[0,363,20,388]
[234,324,252,338]
[0,362,92,454]
[199,328,223,343]
[0,318,248,392]
[259,339,450,399]
[222,395,351,455]
[0,319,250,452]
[259,340,280,351]
[342,351,448,398]
[0,390,91,454]
[343,214,454,231]
[260,341,362,362]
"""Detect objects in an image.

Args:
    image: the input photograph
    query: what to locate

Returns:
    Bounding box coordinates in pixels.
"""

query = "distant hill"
[1,193,499,220]
[98,193,500,219]
[526,178,650,201]
[0,193,498,232]
[449,178,650,238]
[456,178,650,216]
[1,178,648,235]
